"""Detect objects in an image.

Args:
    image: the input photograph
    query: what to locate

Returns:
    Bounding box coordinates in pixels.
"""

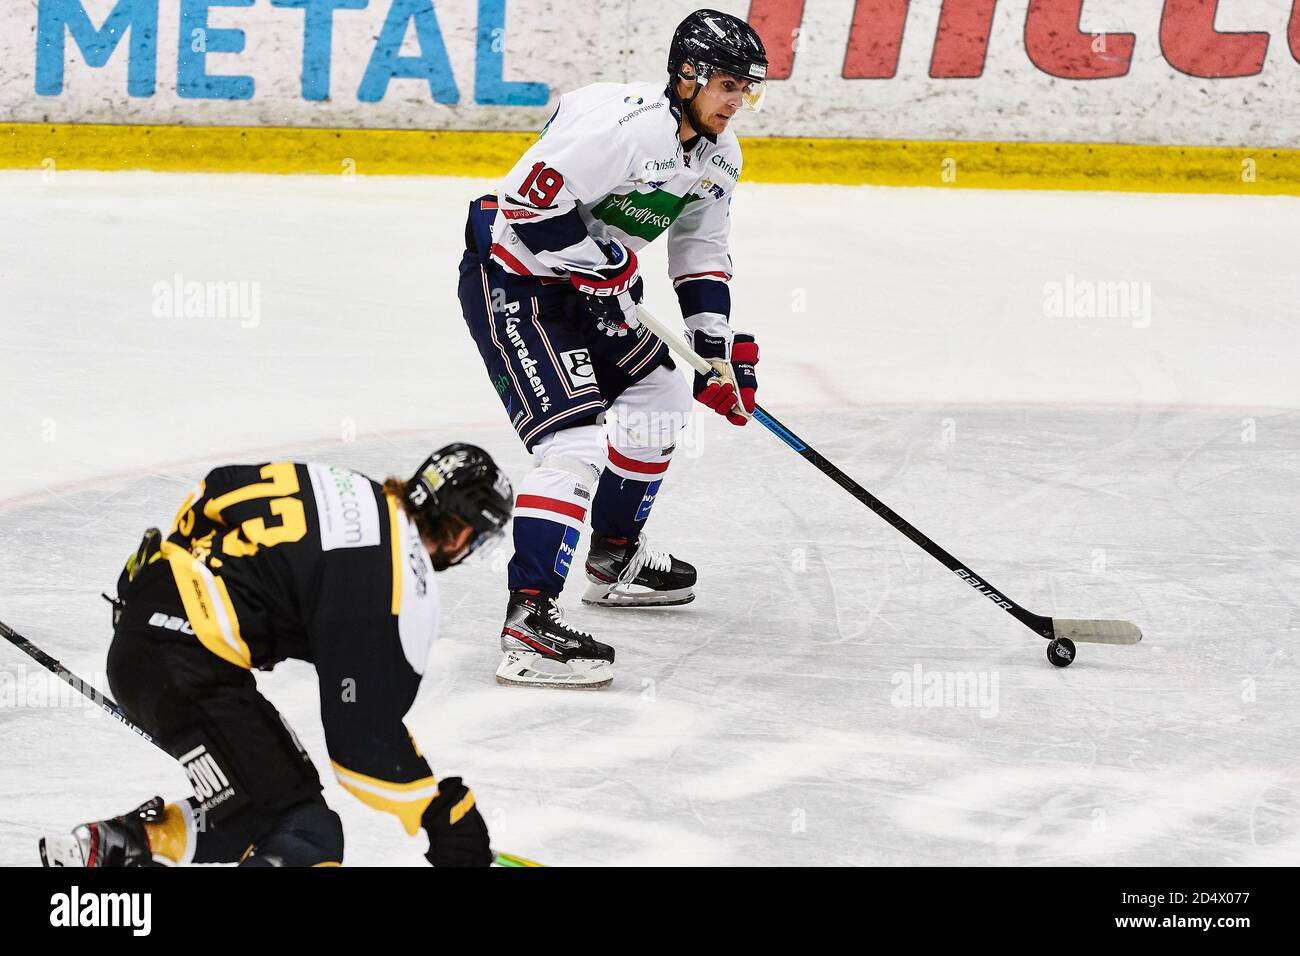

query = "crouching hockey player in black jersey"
[39,445,512,868]
[458,9,768,690]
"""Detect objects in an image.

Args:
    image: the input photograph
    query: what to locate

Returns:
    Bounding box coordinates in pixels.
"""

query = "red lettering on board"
[844,0,910,79]
[748,0,806,81]
[1025,0,1134,79]
[1160,0,1269,78]
[930,0,998,78]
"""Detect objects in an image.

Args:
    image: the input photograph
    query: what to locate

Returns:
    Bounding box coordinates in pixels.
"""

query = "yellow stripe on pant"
[161,541,252,670]
[331,761,439,836]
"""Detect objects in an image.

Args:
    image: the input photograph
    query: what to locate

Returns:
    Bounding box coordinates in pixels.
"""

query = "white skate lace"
[616,535,673,587]
[545,601,593,640]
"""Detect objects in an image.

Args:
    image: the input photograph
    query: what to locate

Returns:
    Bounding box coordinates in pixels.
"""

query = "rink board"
[4,123,1300,195]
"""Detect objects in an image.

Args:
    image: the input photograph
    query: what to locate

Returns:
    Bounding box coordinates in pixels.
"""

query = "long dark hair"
[382,477,467,569]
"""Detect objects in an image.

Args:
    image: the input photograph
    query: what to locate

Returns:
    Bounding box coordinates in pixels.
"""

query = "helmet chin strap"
[674,66,707,135]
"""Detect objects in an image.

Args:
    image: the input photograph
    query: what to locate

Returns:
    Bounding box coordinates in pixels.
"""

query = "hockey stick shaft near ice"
[635,305,1141,647]
[1,616,543,865]
[1,616,157,744]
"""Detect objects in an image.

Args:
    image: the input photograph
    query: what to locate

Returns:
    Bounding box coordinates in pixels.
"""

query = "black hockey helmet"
[406,443,512,565]
[668,9,769,112]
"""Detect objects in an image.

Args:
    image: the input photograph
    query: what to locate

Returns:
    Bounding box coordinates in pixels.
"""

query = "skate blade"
[581,582,695,608]
[495,674,612,690]
[495,652,613,690]
[39,833,87,868]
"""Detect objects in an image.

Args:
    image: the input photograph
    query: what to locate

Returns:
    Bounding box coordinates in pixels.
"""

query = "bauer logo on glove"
[568,238,645,335]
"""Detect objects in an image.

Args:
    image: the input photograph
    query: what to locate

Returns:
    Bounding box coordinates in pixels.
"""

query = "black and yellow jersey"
[161,462,438,675]
[148,462,448,835]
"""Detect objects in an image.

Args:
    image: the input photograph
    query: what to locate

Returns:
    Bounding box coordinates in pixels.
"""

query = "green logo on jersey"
[711,154,740,180]
[591,189,704,241]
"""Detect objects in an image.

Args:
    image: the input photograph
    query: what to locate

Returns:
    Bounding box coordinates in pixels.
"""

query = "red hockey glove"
[692,331,760,426]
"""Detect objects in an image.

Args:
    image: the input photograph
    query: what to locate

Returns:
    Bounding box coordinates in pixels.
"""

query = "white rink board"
[2,0,1299,146]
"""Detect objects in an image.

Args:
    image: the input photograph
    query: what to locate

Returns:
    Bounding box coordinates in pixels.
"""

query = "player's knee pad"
[240,799,344,867]
[532,423,604,488]
[611,365,693,452]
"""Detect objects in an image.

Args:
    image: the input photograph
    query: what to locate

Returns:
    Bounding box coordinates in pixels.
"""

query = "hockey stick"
[1,617,542,866]
[0,616,156,744]
[635,304,1142,654]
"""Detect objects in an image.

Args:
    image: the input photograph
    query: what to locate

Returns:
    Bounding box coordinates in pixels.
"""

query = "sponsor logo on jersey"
[711,154,741,180]
[699,177,726,200]
[591,189,703,242]
[624,95,643,104]
[558,348,595,390]
[554,526,580,577]
[503,208,540,220]
[618,100,664,125]
[643,157,676,174]
[408,538,429,598]
[308,463,381,551]
[394,513,439,674]
[179,744,236,812]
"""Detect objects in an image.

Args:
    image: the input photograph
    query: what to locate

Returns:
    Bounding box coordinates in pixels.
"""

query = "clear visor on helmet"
[457,524,506,566]
[687,63,768,114]
[437,514,507,569]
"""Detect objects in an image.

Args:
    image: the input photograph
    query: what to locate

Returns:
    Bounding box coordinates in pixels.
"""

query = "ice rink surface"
[1,171,1297,866]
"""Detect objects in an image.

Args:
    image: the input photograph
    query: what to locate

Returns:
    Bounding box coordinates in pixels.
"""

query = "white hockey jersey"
[489,81,741,336]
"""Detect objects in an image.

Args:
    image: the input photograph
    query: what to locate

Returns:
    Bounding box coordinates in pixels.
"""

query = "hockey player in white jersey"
[456,9,767,689]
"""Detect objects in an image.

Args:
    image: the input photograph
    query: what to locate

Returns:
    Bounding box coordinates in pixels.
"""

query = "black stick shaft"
[749,405,1055,640]
[3,616,535,865]
[0,618,157,745]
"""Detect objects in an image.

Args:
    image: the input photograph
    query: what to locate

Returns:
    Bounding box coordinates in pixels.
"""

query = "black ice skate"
[40,796,165,867]
[582,533,696,607]
[496,590,615,689]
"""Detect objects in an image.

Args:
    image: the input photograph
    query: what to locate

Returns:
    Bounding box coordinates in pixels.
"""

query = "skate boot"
[496,590,614,689]
[40,796,166,867]
[582,533,696,607]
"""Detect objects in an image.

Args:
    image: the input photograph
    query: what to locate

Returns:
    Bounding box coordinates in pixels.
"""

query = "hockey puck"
[1047,637,1076,668]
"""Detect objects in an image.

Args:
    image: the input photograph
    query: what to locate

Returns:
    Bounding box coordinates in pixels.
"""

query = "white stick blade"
[1053,618,1143,645]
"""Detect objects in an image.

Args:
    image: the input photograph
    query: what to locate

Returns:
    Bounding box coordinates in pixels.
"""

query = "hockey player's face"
[685,71,748,135]
[427,516,477,571]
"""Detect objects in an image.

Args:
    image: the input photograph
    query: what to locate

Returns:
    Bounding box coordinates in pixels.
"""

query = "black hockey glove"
[569,238,644,336]
[104,527,164,627]
[422,776,493,867]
